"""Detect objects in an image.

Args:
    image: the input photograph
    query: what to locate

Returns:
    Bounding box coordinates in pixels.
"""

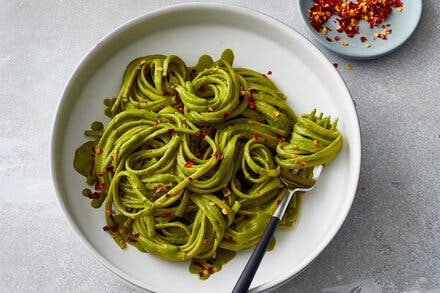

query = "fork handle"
[232,216,280,293]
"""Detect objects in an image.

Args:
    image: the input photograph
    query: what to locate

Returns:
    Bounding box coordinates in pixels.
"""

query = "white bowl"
[50,3,361,292]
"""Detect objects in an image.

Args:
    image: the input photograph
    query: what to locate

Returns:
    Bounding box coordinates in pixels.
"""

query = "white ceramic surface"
[51,3,361,293]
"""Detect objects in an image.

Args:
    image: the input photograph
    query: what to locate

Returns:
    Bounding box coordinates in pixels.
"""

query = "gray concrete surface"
[0,0,439,292]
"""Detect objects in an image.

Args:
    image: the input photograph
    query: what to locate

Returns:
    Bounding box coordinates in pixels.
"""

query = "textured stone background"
[0,0,439,292]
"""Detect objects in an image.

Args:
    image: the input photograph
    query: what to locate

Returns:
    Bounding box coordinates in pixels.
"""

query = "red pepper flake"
[184,160,193,168]
[300,161,308,168]
[308,0,403,40]
[261,73,267,78]
[162,212,172,219]
[276,199,282,205]
[98,171,105,177]
[127,238,137,243]
[102,226,111,232]
[267,70,272,75]
[166,185,171,190]
[325,36,333,42]
[252,134,259,141]
[386,23,391,27]
[190,69,196,77]
[276,134,286,142]
[247,96,255,109]
[360,36,367,43]
[94,146,101,154]
[177,107,184,113]
[168,118,175,124]
[188,177,193,182]
[154,185,163,193]
[134,233,140,239]
[162,90,170,96]
[90,192,101,199]
[333,63,339,68]
[111,222,119,232]
[106,165,115,173]
[210,151,219,158]
[381,24,386,29]
[194,129,207,139]
[193,261,205,270]
[95,182,106,190]
[167,128,175,136]
[334,35,340,41]
[164,193,170,198]
[169,71,176,77]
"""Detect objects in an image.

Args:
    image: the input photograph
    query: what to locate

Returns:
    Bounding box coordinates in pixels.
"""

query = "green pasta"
[74,49,342,278]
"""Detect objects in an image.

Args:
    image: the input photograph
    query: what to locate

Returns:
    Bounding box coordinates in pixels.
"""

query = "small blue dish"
[298,0,422,60]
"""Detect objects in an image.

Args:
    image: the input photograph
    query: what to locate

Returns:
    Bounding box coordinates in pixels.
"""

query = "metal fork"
[232,165,324,293]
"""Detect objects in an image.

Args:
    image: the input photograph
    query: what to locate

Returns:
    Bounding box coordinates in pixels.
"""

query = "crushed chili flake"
[325,36,333,42]
[166,185,171,191]
[127,238,137,243]
[252,134,259,141]
[300,161,308,168]
[103,225,111,232]
[261,73,267,78]
[308,0,403,41]
[247,96,255,109]
[168,118,175,124]
[95,182,106,190]
[106,165,115,173]
[177,107,184,113]
[333,63,339,68]
[154,185,163,193]
[167,128,175,136]
[134,233,141,239]
[184,160,193,168]
[98,171,105,177]
[110,222,119,232]
[164,193,170,198]
[162,212,172,219]
[162,90,170,96]
[360,36,367,42]
[267,70,272,75]
[276,134,286,142]
[194,129,207,139]
[90,192,101,199]
[188,177,193,182]
[334,35,340,41]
